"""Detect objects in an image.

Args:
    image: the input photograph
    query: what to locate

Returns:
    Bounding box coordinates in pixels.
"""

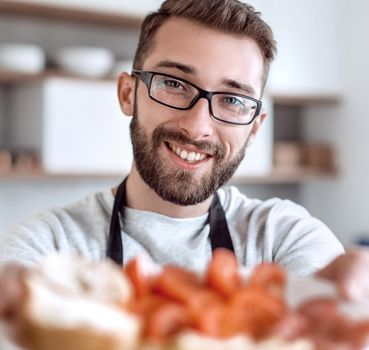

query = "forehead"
[142,17,265,95]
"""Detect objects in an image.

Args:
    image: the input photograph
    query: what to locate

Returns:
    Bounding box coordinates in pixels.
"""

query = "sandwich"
[0,249,368,350]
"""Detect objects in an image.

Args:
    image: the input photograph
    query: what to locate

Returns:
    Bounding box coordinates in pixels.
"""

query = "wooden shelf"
[0,167,336,184]
[272,93,341,107]
[0,169,123,181]
[231,166,337,185]
[0,69,118,84]
[0,1,143,29]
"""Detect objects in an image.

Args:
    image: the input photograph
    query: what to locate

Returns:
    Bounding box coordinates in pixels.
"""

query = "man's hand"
[0,264,27,319]
[317,248,369,301]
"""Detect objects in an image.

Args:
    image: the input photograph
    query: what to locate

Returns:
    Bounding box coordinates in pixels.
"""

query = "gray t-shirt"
[0,186,344,275]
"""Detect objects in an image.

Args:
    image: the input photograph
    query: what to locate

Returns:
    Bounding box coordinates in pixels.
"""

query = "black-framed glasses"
[132,70,262,126]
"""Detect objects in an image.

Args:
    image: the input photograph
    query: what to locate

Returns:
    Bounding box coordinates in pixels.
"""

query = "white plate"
[287,275,369,320]
[239,267,369,320]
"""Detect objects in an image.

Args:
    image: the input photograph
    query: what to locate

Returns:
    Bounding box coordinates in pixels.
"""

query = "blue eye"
[223,96,245,106]
[164,79,184,89]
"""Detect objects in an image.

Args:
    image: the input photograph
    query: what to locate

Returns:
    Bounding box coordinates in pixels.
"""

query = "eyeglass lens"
[150,74,258,124]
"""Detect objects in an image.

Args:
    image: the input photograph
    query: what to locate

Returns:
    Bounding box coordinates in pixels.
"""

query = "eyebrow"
[153,60,196,74]
[153,60,256,96]
[222,78,256,96]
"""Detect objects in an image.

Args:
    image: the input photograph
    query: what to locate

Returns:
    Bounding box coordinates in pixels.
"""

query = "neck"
[115,165,213,218]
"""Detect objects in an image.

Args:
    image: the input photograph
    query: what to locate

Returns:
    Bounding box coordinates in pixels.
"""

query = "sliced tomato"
[298,298,355,346]
[128,294,166,316]
[309,316,358,350]
[265,311,309,341]
[205,248,241,298]
[145,302,190,342]
[124,256,156,299]
[152,265,201,304]
[351,320,369,348]
[247,263,287,300]
[297,297,339,321]
[191,302,227,337]
[227,287,287,339]
[185,289,222,318]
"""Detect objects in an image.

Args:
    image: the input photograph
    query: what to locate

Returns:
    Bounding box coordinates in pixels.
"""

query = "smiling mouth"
[166,142,209,163]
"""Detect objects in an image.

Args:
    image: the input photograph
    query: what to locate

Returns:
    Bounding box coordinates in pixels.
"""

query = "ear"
[246,110,267,147]
[117,72,136,117]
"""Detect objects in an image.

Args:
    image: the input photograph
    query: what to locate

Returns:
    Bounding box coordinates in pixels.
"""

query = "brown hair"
[133,0,276,87]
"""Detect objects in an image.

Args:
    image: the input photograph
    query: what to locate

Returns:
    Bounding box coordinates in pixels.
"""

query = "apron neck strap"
[208,192,234,252]
[107,178,127,264]
[107,178,234,265]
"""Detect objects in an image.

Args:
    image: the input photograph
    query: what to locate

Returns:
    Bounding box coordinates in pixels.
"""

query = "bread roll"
[1,255,140,350]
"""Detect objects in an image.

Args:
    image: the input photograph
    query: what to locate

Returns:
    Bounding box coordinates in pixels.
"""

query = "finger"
[0,264,28,319]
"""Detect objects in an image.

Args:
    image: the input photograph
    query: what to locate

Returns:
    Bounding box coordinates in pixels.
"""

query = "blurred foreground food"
[0,249,368,350]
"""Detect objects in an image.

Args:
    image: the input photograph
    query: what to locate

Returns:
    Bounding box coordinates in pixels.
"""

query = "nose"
[176,97,214,139]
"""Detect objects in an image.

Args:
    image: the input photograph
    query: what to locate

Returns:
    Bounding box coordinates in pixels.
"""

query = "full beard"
[129,117,247,206]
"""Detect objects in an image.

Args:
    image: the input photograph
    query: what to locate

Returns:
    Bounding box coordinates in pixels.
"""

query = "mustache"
[152,126,225,160]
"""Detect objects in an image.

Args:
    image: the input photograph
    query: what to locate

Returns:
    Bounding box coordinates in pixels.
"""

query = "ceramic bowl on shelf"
[111,59,133,78]
[0,44,46,73]
[54,46,114,78]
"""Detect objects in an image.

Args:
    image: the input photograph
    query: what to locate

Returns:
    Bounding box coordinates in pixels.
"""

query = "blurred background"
[0,0,368,247]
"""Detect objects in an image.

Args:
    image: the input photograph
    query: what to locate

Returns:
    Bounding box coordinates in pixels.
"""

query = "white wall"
[0,90,4,146]
[301,0,369,245]
[246,0,343,95]
[0,179,119,230]
[22,0,161,16]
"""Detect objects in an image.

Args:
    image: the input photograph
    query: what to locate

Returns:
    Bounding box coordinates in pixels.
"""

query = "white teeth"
[169,143,207,163]
[180,150,188,159]
[187,152,196,162]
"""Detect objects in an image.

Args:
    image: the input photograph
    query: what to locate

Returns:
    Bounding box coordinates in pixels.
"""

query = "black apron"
[107,178,234,265]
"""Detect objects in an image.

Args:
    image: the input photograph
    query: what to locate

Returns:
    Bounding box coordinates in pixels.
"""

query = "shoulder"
[217,185,344,275]
[59,189,113,223]
[217,185,322,241]
[217,185,307,219]
[15,189,111,230]
[0,189,111,266]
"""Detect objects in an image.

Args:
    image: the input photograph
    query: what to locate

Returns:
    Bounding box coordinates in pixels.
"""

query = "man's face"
[128,18,265,206]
